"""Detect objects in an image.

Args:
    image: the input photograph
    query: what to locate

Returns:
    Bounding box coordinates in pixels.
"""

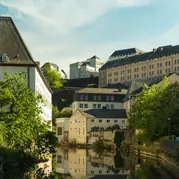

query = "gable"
[0,17,35,65]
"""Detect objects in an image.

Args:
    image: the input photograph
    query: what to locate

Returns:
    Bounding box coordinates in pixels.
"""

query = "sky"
[0,0,179,75]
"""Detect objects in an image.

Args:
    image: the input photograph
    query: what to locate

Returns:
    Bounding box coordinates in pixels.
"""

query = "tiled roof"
[77,88,127,94]
[80,109,127,118]
[110,48,143,58]
[100,45,179,70]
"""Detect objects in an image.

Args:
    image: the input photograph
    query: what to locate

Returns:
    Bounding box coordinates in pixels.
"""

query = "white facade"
[70,56,104,79]
[0,66,52,122]
[56,117,69,143]
[72,101,123,113]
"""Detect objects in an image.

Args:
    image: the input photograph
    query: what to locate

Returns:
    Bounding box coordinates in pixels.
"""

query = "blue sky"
[0,0,179,75]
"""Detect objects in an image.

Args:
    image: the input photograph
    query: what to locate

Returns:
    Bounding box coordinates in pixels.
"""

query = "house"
[56,117,69,143]
[99,45,179,87]
[0,16,52,122]
[72,87,127,113]
[70,56,104,79]
[68,109,127,144]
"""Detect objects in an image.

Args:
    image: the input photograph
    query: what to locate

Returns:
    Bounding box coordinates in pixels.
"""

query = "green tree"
[42,64,62,89]
[0,72,56,152]
[128,77,179,142]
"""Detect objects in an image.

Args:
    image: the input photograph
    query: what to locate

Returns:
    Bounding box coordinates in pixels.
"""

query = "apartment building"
[70,56,104,79]
[99,45,179,87]
[72,87,127,112]
[0,16,52,122]
[68,109,127,144]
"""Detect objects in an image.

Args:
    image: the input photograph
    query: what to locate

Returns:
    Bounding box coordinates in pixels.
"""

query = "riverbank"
[129,144,179,170]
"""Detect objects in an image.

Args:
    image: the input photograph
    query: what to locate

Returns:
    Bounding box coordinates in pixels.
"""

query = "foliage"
[87,83,97,87]
[0,72,55,154]
[59,109,72,118]
[114,131,124,148]
[130,162,161,179]
[52,105,60,126]
[43,64,62,89]
[128,77,179,142]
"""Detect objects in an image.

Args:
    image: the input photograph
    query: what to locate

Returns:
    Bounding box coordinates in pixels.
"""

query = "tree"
[0,72,57,152]
[128,77,179,142]
[42,64,62,89]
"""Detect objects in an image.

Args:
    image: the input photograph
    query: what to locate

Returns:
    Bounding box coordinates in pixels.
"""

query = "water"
[55,147,179,179]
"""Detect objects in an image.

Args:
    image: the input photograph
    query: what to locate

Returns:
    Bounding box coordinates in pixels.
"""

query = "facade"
[70,56,104,79]
[0,16,52,122]
[123,73,179,113]
[56,117,69,143]
[72,87,127,112]
[99,45,179,87]
[68,109,127,144]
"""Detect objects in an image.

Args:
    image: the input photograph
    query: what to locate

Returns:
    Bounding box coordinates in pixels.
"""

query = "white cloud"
[0,0,154,75]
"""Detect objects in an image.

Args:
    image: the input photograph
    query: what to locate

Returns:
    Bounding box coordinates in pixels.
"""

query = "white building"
[70,56,104,79]
[72,87,127,113]
[68,109,127,144]
[0,16,52,122]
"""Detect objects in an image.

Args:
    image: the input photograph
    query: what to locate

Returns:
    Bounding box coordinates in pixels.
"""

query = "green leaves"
[43,65,62,89]
[128,77,179,142]
[0,72,54,153]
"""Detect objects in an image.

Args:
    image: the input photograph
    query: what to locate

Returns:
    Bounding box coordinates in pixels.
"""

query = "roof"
[100,45,179,70]
[110,48,143,58]
[88,55,100,59]
[0,16,52,93]
[77,88,127,94]
[104,82,129,90]
[80,109,127,118]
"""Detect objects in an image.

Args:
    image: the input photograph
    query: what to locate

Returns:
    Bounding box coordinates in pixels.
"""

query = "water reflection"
[55,148,179,179]
[55,148,131,179]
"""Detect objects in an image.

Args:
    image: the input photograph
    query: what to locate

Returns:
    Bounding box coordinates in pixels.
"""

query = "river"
[54,147,179,179]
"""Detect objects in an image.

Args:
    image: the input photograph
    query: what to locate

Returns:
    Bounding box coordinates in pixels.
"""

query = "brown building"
[99,45,179,87]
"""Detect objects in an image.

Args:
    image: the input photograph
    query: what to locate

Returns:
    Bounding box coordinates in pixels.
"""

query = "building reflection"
[55,148,131,179]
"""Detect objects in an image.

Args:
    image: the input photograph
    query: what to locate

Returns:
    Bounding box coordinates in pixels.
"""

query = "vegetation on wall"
[128,77,179,142]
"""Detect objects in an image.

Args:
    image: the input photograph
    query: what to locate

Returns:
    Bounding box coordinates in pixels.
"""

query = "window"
[93,95,97,100]
[79,128,80,135]
[160,69,162,74]
[98,96,101,100]
[91,171,94,174]
[175,60,177,64]
[169,61,171,65]
[93,104,96,108]
[107,120,110,123]
[160,63,162,67]
[166,61,168,66]
[58,127,62,135]
[91,119,94,122]
[111,96,114,101]
[84,104,88,108]
[114,120,118,123]
[80,103,83,108]
[152,64,154,68]
[178,59,179,64]
[83,128,85,134]
[106,104,109,109]
[149,65,151,69]
[149,72,151,76]
[122,120,125,124]
[106,96,110,101]
[57,155,62,163]
[80,95,83,100]
[111,104,114,109]
[98,104,101,108]
[99,119,102,123]
[85,95,88,100]
[152,71,154,75]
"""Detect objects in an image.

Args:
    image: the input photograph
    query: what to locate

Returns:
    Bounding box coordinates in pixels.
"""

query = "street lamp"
[168,117,171,140]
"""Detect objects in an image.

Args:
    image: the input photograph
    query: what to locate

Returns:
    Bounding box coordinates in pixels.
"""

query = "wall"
[56,118,69,143]
[87,118,127,132]
[35,68,52,122]
[72,101,123,112]
[68,110,87,144]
